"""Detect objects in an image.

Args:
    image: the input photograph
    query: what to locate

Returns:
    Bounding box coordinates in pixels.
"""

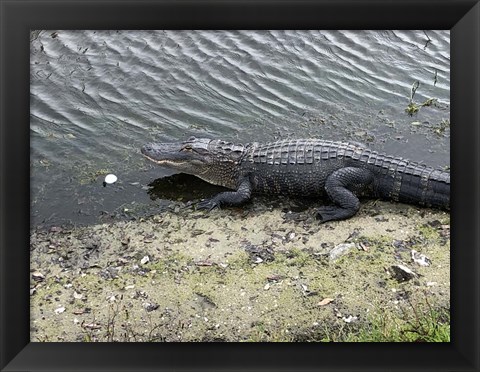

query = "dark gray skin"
[141,137,450,222]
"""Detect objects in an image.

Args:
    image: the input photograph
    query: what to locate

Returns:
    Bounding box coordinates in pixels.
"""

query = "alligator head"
[141,136,248,189]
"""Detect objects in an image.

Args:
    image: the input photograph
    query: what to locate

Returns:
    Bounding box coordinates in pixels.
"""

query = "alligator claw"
[196,198,220,211]
[316,206,342,223]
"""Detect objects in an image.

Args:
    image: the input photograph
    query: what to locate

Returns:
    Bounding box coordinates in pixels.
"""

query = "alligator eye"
[182,145,193,151]
[187,136,196,141]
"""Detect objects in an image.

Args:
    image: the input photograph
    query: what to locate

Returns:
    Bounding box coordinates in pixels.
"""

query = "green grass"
[344,301,450,342]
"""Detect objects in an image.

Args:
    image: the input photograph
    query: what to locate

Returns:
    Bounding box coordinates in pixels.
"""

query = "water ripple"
[30,30,450,226]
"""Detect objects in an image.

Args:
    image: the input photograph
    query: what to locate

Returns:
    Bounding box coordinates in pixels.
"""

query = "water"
[30,30,450,227]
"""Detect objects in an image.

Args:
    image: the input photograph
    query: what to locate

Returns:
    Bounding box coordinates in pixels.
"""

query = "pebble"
[329,243,356,261]
[390,264,418,282]
[143,302,159,312]
[342,315,358,323]
[32,271,45,282]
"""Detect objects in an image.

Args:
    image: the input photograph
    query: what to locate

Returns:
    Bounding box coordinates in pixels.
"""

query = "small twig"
[409,81,420,104]
[423,31,432,50]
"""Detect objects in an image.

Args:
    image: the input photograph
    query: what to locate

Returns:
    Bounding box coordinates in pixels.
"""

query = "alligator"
[141,137,450,222]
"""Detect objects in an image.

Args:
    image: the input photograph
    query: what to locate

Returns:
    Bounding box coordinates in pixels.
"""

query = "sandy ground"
[30,199,450,342]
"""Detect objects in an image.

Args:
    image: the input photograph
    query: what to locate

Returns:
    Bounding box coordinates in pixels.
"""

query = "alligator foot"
[196,198,221,211]
[197,179,253,212]
[316,206,357,223]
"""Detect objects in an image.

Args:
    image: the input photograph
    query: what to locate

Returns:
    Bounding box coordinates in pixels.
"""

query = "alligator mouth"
[142,153,210,176]
[142,154,187,166]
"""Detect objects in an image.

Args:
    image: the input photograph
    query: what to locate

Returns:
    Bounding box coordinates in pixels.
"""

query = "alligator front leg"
[197,178,252,211]
[317,167,374,222]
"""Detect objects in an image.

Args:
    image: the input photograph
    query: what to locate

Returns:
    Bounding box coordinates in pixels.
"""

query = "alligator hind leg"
[197,178,252,211]
[317,167,374,222]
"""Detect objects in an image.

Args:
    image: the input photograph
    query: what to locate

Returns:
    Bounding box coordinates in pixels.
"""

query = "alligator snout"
[141,144,153,154]
[141,143,161,158]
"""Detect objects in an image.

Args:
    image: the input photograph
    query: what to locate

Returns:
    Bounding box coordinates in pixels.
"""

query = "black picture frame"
[1,1,479,371]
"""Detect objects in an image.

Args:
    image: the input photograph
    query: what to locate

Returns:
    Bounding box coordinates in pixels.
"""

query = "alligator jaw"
[140,139,216,178]
[140,142,197,168]
[141,153,189,167]
[141,138,241,189]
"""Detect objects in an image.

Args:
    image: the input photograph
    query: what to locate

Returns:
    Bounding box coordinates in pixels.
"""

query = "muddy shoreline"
[30,200,450,342]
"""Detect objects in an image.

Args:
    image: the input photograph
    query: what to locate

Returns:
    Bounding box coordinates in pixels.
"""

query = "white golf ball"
[104,174,118,184]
